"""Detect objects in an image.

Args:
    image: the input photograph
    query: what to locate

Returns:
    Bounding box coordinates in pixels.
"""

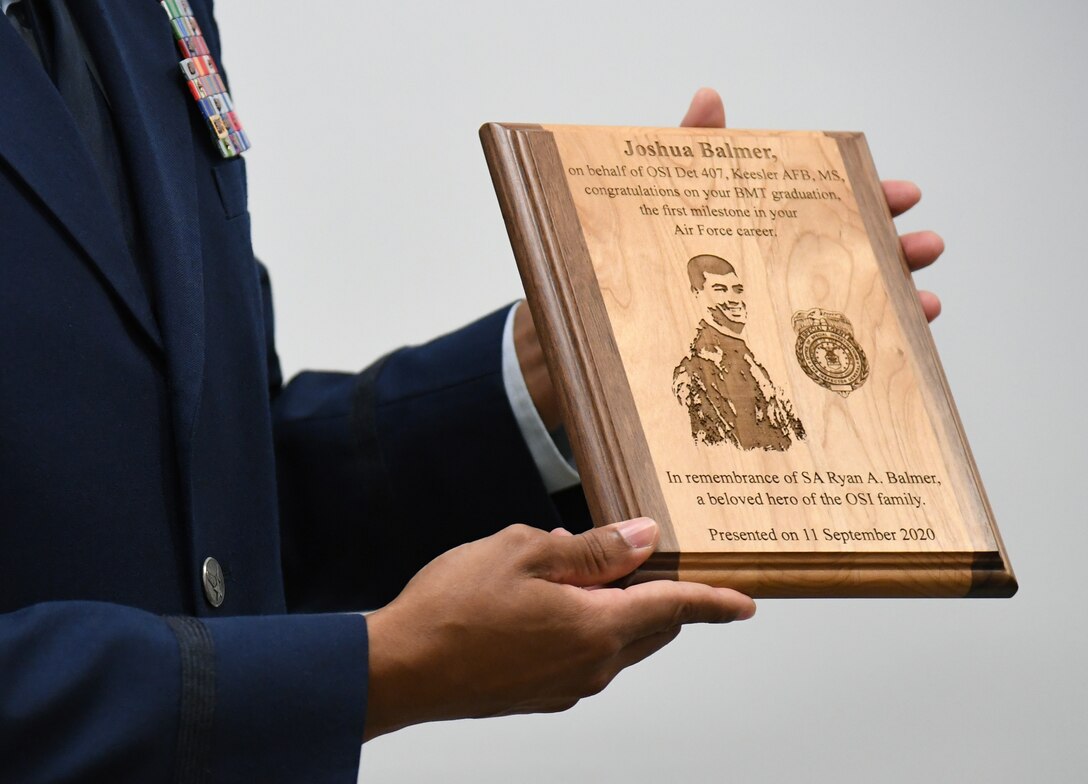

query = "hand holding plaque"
[482,115,1015,598]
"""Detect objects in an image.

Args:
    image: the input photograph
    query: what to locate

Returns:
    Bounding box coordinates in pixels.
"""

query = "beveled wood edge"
[670,550,1000,568]
[637,550,1015,597]
[480,123,678,551]
[828,132,1017,597]
[968,551,1018,597]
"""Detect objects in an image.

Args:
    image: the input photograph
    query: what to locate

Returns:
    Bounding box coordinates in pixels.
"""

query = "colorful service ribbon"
[160,0,250,158]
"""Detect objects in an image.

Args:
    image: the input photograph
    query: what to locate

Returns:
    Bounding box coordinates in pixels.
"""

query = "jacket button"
[202,557,225,608]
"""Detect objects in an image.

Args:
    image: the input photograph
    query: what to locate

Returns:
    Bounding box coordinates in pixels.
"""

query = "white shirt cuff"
[501,304,581,494]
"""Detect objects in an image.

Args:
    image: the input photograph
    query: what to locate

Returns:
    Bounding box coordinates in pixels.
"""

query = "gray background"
[214,1,1086,781]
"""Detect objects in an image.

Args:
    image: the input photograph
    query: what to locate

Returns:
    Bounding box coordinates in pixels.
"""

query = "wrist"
[364,605,452,741]
[364,607,412,740]
[513,301,562,431]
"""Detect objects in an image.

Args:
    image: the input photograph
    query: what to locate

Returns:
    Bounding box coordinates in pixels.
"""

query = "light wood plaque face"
[482,123,1015,597]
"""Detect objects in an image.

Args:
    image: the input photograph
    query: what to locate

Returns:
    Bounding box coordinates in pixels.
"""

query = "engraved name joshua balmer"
[622,138,780,161]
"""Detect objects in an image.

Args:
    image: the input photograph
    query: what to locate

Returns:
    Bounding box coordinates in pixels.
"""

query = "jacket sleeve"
[0,601,367,783]
[260,267,590,612]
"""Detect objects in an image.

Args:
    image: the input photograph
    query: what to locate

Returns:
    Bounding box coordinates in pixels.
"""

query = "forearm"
[272,304,593,610]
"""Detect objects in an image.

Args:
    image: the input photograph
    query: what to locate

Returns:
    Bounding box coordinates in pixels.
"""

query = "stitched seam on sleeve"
[349,354,395,519]
[165,616,215,784]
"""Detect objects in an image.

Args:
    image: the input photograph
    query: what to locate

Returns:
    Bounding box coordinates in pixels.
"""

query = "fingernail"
[616,517,657,549]
[736,601,757,621]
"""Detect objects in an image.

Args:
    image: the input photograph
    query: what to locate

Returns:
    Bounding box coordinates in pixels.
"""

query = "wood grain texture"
[482,123,1015,598]
[480,123,679,557]
[830,134,1015,598]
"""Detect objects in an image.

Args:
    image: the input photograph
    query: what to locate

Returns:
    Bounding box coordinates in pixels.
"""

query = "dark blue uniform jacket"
[0,2,579,780]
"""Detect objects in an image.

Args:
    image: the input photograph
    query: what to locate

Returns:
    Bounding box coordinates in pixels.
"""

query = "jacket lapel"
[0,18,162,352]
[71,0,207,457]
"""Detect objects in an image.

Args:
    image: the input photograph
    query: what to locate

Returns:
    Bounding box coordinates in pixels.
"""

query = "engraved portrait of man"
[672,254,806,450]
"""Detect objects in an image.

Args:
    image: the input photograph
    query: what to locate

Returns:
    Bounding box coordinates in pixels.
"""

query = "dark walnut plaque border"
[480,122,1016,598]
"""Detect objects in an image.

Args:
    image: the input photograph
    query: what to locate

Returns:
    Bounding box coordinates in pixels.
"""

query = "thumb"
[536,518,658,587]
[680,87,726,128]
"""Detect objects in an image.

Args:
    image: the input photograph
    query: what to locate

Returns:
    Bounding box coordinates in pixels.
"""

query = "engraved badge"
[791,308,869,398]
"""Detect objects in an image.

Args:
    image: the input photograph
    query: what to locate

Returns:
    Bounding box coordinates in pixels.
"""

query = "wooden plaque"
[481,123,1016,598]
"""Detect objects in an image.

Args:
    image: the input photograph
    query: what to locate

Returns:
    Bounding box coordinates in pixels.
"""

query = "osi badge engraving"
[792,308,869,398]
